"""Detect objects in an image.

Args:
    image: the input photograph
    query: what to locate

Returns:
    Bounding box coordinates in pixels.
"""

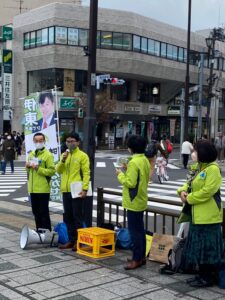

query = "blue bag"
[116,228,132,249]
[54,222,69,245]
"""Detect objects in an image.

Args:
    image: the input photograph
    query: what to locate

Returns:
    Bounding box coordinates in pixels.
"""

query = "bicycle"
[155,156,169,184]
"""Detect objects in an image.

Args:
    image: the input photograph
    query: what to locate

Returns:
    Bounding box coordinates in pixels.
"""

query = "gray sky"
[82,0,225,31]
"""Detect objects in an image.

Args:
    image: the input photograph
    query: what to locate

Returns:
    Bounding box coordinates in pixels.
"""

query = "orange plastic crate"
[77,227,115,258]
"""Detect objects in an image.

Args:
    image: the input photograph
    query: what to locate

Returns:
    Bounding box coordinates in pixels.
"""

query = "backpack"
[166,140,173,153]
[116,228,133,249]
[54,222,69,245]
[145,141,157,158]
[160,237,186,274]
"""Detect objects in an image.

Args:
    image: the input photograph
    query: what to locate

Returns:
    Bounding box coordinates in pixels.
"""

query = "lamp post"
[183,0,192,142]
[82,0,98,226]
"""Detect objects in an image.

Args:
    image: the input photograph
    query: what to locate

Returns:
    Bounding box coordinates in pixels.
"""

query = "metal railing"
[96,187,183,235]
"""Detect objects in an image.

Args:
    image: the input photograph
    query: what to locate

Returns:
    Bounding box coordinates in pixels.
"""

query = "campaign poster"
[23,92,61,201]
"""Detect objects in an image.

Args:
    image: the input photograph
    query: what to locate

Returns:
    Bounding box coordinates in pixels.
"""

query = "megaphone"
[20,225,58,250]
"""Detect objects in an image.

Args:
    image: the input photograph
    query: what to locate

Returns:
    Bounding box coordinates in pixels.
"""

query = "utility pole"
[82,0,98,227]
[184,0,192,141]
[197,53,204,140]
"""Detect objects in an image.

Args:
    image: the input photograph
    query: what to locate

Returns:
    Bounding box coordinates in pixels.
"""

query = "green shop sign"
[60,97,78,109]
[3,49,13,73]
[3,26,13,41]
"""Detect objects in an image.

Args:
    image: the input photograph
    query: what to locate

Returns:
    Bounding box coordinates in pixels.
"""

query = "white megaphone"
[20,225,58,250]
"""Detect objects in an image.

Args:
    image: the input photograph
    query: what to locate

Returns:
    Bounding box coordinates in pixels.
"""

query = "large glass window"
[79,29,88,46]
[75,70,87,92]
[133,35,141,52]
[137,82,152,103]
[30,31,36,48]
[123,33,132,50]
[178,47,184,62]
[141,37,147,53]
[49,27,54,44]
[101,31,112,48]
[24,33,30,49]
[161,42,167,57]
[113,32,123,50]
[36,30,42,46]
[42,28,48,45]
[68,28,78,45]
[55,26,67,44]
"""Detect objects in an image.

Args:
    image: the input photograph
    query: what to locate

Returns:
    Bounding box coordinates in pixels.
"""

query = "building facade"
[12,3,225,144]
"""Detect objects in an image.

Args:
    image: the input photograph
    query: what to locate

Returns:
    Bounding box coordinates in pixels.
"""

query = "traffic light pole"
[82,0,98,227]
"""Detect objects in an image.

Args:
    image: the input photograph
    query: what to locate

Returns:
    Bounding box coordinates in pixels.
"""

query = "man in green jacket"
[26,132,55,232]
[56,132,90,250]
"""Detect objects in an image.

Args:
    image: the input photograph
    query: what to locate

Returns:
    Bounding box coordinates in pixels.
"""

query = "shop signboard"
[3,73,12,107]
[124,104,140,113]
[3,26,13,40]
[60,97,78,109]
[148,105,161,114]
[168,105,180,115]
[3,50,12,73]
[128,121,133,134]
[170,119,176,137]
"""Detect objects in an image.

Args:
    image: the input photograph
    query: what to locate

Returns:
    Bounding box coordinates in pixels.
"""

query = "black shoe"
[186,275,200,284]
[188,277,213,288]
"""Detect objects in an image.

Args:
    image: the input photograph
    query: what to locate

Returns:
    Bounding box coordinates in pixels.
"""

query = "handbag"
[149,233,174,264]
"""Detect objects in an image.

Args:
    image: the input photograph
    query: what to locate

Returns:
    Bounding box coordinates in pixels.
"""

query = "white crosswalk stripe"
[0,167,27,197]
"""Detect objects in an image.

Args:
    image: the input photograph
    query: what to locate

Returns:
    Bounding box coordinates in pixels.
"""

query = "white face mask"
[34,142,45,150]
[7,136,11,140]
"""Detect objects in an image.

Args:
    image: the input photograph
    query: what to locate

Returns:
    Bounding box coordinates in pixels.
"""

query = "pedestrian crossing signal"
[78,108,83,118]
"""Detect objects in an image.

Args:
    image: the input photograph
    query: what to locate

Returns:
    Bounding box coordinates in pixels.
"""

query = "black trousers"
[30,193,51,232]
[62,192,84,243]
[182,154,189,168]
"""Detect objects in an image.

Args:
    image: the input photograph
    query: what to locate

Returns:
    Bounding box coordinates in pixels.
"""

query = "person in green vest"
[116,135,150,270]
[177,139,223,287]
[26,132,55,232]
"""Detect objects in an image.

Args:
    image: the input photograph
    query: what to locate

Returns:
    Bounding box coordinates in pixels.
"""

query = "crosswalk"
[0,167,27,197]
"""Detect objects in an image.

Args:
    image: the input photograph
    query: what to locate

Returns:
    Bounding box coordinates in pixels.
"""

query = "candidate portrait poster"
[23,92,61,201]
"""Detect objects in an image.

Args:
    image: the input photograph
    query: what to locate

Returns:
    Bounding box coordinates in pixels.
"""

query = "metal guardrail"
[96,187,183,235]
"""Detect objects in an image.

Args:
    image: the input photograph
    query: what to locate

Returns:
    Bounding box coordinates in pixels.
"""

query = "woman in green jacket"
[117,135,150,270]
[177,140,223,287]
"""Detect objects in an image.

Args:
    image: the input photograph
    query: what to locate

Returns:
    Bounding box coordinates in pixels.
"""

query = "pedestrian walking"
[26,132,55,232]
[116,135,150,270]
[56,132,90,251]
[177,140,223,287]
[181,138,193,169]
[214,132,225,162]
[1,134,16,175]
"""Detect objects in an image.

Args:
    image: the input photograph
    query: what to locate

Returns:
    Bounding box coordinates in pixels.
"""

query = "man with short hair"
[56,132,90,251]
[26,132,55,231]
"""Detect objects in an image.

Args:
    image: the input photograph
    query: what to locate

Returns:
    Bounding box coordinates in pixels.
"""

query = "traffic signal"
[78,107,83,118]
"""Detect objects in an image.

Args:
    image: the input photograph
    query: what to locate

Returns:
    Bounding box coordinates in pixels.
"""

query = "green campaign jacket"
[177,162,223,224]
[56,147,90,192]
[27,148,55,193]
[117,154,150,212]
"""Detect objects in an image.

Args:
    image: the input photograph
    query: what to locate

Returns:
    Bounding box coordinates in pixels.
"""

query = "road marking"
[96,162,106,167]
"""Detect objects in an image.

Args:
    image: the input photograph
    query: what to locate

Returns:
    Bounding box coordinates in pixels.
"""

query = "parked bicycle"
[155,156,169,184]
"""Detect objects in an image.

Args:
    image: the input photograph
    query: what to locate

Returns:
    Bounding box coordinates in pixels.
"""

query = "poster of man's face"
[39,92,55,121]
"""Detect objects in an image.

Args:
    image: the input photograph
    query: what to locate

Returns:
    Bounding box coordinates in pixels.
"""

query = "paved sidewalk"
[0,226,225,300]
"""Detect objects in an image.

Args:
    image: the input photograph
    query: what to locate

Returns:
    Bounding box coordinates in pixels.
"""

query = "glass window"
[55,26,67,44]
[154,41,160,56]
[24,32,30,49]
[36,30,42,46]
[184,49,187,63]
[133,35,140,52]
[172,45,178,60]
[148,39,154,55]
[123,33,132,50]
[68,28,78,45]
[30,31,36,48]
[79,29,88,46]
[75,70,87,92]
[141,37,147,53]
[167,44,173,59]
[161,42,167,57]
[49,27,54,44]
[96,30,101,47]
[178,47,184,62]
[42,28,48,45]
[101,31,112,48]
[137,82,152,103]
[113,32,123,50]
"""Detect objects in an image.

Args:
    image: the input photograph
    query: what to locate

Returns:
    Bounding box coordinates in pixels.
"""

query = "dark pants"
[182,154,189,168]
[30,193,51,232]
[63,192,84,244]
[199,264,217,283]
[127,210,146,261]
[2,160,14,173]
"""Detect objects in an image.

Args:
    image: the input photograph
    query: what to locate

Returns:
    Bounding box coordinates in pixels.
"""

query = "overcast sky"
[82,0,225,32]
